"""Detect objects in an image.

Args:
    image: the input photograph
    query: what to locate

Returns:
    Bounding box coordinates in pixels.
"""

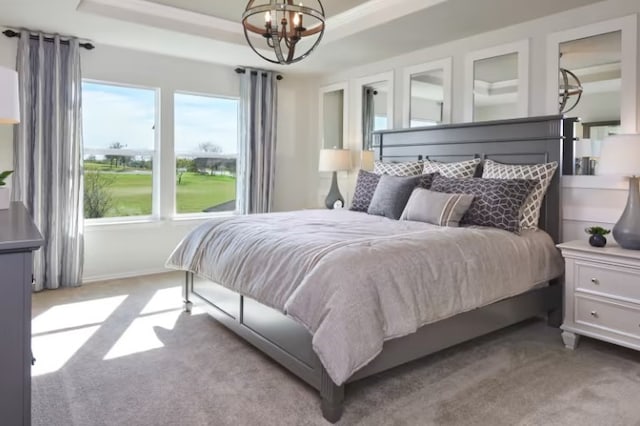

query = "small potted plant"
[0,170,13,210]
[585,226,611,248]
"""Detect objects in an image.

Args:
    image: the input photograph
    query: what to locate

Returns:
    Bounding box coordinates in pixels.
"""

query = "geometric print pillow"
[374,160,423,176]
[431,175,537,233]
[350,170,381,212]
[422,158,481,178]
[482,160,558,230]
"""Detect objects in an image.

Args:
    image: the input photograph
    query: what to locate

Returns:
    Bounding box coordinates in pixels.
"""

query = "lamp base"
[613,176,640,250]
[324,172,344,209]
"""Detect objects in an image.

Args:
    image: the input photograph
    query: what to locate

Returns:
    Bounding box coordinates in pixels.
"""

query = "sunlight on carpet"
[32,295,128,334]
[104,310,181,360]
[32,326,101,376]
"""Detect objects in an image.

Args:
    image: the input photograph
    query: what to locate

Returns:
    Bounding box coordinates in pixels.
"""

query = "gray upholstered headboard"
[373,115,564,243]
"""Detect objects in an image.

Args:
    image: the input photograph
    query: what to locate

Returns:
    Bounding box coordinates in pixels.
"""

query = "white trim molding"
[464,39,530,122]
[546,14,638,133]
[401,57,452,128]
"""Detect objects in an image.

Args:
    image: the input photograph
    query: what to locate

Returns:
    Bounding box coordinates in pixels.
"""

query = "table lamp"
[360,150,375,172]
[0,66,20,124]
[0,66,19,210]
[319,148,351,209]
[598,134,640,249]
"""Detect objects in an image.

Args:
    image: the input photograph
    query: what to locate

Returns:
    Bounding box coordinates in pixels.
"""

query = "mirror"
[322,89,345,149]
[465,40,529,122]
[547,15,637,175]
[473,52,519,121]
[559,31,622,174]
[319,82,348,150]
[403,58,452,128]
[362,81,390,149]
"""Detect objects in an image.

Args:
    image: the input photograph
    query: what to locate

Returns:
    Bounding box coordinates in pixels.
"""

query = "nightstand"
[557,240,640,352]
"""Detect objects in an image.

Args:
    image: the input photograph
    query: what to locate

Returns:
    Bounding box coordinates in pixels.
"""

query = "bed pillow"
[350,170,382,212]
[423,158,481,178]
[374,160,423,176]
[367,174,422,220]
[431,175,536,233]
[400,188,474,227]
[482,160,558,230]
[417,172,437,190]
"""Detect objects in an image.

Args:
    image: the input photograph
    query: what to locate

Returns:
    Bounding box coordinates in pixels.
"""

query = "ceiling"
[144,0,369,21]
[0,0,605,74]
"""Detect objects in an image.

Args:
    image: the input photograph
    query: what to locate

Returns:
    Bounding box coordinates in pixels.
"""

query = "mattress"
[166,209,564,385]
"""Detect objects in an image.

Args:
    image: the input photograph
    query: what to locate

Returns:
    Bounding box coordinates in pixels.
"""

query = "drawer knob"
[591,278,599,285]
[590,311,599,318]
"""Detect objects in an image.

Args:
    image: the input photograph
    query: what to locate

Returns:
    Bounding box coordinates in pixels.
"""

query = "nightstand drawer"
[575,295,640,339]
[576,262,640,302]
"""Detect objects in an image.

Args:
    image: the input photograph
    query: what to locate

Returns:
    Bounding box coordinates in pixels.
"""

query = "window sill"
[171,211,237,222]
[84,212,237,230]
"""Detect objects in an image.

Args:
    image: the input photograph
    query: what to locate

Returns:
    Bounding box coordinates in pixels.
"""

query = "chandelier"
[559,67,583,114]
[242,0,326,65]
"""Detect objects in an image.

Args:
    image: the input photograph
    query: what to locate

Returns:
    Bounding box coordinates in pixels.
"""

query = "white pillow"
[422,158,481,178]
[374,160,423,176]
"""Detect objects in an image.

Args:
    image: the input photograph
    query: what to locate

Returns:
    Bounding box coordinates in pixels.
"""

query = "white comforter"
[166,209,563,385]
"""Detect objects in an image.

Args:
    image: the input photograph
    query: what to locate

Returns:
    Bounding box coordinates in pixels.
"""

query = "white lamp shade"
[598,134,640,176]
[361,150,375,171]
[0,66,20,124]
[319,148,351,172]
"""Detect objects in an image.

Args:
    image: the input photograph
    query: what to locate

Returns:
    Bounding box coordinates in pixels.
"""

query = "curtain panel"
[13,31,84,291]
[238,69,278,214]
[362,87,375,150]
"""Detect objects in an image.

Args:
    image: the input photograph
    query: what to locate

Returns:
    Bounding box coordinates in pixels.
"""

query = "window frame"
[82,79,161,225]
[172,90,241,219]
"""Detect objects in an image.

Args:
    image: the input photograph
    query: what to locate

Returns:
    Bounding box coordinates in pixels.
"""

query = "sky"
[82,82,239,154]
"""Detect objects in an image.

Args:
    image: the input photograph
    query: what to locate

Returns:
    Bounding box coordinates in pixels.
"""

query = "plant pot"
[589,234,607,248]
[0,187,10,210]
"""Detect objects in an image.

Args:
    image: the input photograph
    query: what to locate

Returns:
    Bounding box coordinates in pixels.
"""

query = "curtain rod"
[235,67,283,81]
[2,29,95,50]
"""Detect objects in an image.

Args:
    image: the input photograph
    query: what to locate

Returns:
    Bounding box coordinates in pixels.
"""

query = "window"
[82,82,157,219]
[374,116,388,131]
[174,93,239,214]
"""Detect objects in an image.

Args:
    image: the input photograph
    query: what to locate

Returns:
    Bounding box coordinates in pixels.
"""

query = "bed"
[167,115,566,423]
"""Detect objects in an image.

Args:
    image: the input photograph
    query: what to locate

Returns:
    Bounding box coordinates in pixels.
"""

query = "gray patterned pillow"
[350,170,381,212]
[482,160,558,230]
[374,160,423,176]
[400,188,474,227]
[367,175,422,220]
[423,158,481,178]
[431,175,537,233]
[417,173,436,190]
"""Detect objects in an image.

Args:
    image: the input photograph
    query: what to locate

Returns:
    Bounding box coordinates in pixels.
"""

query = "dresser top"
[557,239,640,261]
[0,202,44,252]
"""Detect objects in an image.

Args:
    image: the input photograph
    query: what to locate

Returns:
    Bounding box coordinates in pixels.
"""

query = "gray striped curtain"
[13,31,84,291]
[237,69,278,214]
[362,87,375,150]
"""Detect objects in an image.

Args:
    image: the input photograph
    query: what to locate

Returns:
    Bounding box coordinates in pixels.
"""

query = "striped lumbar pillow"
[400,188,474,227]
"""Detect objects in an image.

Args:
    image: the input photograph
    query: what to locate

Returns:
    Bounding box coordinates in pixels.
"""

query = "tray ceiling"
[144,0,370,21]
[0,0,606,73]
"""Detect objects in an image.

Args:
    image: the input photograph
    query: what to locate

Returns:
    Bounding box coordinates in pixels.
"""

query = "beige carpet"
[32,273,640,426]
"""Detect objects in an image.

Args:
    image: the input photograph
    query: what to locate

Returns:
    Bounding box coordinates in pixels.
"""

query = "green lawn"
[85,168,236,217]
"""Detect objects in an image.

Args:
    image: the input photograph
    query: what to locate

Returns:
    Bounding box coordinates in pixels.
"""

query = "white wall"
[315,0,640,243]
[0,39,317,282]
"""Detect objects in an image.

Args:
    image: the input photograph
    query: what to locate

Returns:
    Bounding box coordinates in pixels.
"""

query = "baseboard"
[82,267,172,284]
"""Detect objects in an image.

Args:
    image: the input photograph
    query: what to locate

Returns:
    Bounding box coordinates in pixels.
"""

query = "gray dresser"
[0,202,44,426]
